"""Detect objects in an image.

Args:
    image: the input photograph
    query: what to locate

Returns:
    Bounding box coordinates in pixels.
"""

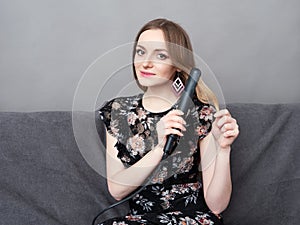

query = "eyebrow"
[136,44,168,52]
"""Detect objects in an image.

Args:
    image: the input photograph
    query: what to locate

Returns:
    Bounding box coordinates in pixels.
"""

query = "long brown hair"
[132,18,219,109]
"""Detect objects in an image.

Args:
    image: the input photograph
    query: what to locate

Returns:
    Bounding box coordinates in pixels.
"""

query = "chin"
[138,77,172,87]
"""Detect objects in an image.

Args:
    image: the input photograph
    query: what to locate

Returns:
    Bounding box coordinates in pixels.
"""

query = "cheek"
[158,64,176,77]
[134,61,141,71]
[133,54,143,68]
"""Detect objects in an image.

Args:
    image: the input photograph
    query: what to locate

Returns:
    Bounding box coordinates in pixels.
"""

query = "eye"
[136,48,145,56]
[157,53,169,60]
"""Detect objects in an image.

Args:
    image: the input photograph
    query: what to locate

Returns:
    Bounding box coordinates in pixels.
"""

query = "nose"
[142,58,153,68]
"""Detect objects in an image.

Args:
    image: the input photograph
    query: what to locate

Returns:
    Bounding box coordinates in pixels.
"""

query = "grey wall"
[1,0,299,112]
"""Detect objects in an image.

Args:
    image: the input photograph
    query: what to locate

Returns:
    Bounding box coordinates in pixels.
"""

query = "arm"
[106,109,186,201]
[200,109,239,215]
[106,130,164,201]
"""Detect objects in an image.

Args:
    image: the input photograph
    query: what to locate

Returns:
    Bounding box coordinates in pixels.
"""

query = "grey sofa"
[0,103,299,225]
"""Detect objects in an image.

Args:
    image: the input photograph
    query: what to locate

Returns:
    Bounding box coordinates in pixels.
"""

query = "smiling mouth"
[140,71,156,77]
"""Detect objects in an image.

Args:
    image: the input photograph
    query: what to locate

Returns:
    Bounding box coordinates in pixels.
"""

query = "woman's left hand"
[211,109,239,150]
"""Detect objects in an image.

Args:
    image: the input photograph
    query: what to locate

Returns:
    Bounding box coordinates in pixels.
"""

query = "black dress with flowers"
[97,94,223,225]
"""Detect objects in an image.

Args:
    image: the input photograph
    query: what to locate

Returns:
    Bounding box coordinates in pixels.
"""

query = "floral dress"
[97,94,223,225]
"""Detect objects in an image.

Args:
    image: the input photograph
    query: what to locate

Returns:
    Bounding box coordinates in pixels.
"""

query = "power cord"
[92,162,165,225]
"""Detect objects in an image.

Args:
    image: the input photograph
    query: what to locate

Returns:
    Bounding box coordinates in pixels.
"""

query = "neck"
[143,84,179,113]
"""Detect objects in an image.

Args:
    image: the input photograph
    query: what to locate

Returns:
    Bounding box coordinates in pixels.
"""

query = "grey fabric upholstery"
[0,103,299,225]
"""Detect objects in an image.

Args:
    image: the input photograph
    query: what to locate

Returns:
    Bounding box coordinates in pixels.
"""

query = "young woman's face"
[134,29,177,88]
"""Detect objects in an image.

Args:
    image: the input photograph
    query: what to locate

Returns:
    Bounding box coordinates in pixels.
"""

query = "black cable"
[92,162,164,225]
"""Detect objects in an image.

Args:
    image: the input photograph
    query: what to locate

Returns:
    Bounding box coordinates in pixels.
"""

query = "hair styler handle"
[162,68,201,159]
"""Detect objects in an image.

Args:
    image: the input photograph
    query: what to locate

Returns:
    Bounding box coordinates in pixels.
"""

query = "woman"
[98,18,239,225]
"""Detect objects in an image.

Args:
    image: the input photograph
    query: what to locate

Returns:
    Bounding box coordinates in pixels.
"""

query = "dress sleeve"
[96,99,119,138]
[95,97,141,166]
[194,103,216,140]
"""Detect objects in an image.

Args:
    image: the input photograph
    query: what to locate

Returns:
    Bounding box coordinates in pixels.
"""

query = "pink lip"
[140,71,155,77]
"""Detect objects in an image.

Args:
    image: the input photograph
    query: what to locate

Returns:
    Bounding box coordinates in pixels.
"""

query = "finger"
[165,121,186,132]
[216,116,236,128]
[168,109,184,116]
[169,115,186,125]
[220,123,235,133]
[214,109,231,118]
[165,128,184,137]
[223,126,239,138]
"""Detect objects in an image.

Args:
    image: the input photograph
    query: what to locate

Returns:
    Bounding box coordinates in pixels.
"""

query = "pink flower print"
[137,108,147,120]
[195,124,209,136]
[160,190,175,210]
[125,214,142,221]
[172,184,190,194]
[121,155,131,163]
[137,123,145,133]
[112,221,127,225]
[151,166,168,184]
[199,105,215,121]
[111,101,121,110]
[177,157,193,173]
[161,190,175,201]
[127,135,145,156]
[179,217,198,225]
[190,182,200,191]
[127,112,138,125]
[132,99,139,107]
[195,214,214,225]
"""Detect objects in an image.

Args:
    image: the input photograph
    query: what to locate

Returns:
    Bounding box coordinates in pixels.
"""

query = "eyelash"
[157,53,168,60]
[136,49,145,56]
[135,49,169,60]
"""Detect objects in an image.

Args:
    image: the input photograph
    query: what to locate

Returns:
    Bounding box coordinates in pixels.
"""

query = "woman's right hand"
[156,109,187,147]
